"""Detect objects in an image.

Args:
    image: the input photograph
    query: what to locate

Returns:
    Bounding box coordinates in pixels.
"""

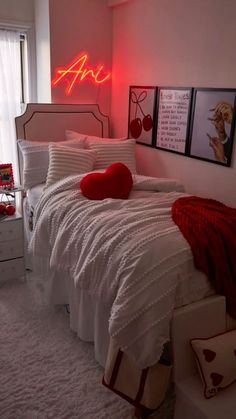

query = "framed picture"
[155,87,193,155]
[128,85,157,146]
[0,163,14,187]
[188,88,236,166]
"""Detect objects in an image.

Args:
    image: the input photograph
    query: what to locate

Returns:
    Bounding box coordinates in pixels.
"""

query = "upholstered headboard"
[15,103,109,141]
[15,103,110,186]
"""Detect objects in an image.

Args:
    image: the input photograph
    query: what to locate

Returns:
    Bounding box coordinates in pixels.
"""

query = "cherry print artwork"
[142,113,153,132]
[130,116,142,139]
[128,86,156,146]
[129,90,153,139]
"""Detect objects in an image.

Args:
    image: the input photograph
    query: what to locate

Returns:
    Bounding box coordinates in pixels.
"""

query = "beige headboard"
[15,103,109,141]
[15,103,110,186]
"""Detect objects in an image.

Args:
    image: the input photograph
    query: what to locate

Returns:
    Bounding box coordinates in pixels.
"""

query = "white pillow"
[88,139,137,173]
[65,130,88,142]
[18,138,85,190]
[45,144,97,188]
[65,130,127,148]
[190,329,236,398]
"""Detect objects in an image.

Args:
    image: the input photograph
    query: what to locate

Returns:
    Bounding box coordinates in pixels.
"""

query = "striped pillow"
[18,138,86,190]
[88,139,136,173]
[45,144,96,188]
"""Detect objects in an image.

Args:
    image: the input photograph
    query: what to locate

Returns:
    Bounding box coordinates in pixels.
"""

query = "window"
[0,29,27,181]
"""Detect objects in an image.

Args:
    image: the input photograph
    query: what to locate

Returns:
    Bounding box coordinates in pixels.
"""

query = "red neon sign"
[52,53,111,95]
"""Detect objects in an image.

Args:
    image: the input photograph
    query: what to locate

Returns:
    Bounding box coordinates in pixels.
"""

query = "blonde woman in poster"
[207,101,233,163]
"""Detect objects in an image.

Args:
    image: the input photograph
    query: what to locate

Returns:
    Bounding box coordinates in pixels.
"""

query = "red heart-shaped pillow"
[80,162,133,200]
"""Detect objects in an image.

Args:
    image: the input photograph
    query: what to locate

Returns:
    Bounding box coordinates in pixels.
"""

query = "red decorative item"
[142,114,153,131]
[130,117,142,139]
[172,196,236,318]
[52,53,111,95]
[80,162,133,200]
[5,204,16,216]
[0,202,6,214]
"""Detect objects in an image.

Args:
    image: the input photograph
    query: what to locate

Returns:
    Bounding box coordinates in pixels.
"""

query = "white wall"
[111,0,236,207]
[49,0,112,116]
[34,0,51,102]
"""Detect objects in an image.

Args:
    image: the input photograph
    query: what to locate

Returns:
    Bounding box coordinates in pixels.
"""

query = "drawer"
[0,218,23,242]
[0,239,23,262]
[0,258,25,282]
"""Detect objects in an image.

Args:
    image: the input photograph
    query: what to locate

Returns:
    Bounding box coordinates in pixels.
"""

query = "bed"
[15,103,236,416]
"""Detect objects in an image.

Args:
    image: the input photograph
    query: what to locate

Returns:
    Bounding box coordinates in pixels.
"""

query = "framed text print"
[189,88,236,166]
[128,86,157,147]
[155,87,193,155]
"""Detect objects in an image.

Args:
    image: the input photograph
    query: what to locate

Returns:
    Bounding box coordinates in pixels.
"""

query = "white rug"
[0,277,134,419]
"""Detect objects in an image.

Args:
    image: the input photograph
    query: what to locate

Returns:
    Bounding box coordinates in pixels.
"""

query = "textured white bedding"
[23,184,45,268]
[26,183,45,208]
[29,174,214,368]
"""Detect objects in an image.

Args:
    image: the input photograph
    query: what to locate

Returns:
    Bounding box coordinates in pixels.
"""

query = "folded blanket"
[172,196,236,318]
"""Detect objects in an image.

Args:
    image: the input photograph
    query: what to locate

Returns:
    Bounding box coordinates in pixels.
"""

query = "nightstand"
[0,211,25,283]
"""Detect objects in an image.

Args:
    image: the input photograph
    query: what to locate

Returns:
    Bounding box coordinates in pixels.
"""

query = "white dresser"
[0,212,25,282]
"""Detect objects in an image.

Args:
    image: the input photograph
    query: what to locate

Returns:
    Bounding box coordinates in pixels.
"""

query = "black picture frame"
[128,85,157,147]
[188,88,236,166]
[155,86,193,155]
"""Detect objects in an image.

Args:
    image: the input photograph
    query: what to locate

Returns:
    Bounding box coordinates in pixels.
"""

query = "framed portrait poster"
[0,163,14,187]
[189,88,236,166]
[128,86,157,147]
[155,87,193,155]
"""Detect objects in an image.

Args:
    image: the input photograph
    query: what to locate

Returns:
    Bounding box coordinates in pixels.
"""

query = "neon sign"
[52,53,111,95]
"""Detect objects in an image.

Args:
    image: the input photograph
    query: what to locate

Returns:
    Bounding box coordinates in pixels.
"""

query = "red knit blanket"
[172,196,236,318]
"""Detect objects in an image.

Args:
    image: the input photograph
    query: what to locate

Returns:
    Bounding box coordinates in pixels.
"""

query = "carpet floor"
[0,277,134,419]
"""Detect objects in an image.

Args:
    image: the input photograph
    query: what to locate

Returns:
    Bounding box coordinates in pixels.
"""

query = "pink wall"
[110,0,236,207]
[49,0,112,116]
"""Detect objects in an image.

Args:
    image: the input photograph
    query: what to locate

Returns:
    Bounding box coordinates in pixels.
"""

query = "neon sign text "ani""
[52,53,111,95]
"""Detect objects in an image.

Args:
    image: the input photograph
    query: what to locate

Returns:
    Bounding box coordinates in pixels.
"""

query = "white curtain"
[0,29,22,183]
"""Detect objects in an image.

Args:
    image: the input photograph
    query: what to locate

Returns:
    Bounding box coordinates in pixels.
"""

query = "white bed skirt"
[31,255,215,370]
[34,259,110,368]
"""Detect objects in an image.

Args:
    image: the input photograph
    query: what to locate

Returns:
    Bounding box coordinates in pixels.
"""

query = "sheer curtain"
[0,29,22,183]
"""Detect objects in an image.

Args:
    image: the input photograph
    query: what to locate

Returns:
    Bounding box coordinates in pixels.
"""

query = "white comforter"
[29,174,201,368]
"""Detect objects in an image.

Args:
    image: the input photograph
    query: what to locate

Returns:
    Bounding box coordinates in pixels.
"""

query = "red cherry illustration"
[5,204,16,216]
[0,202,6,214]
[130,118,142,139]
[143,114,153,131]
